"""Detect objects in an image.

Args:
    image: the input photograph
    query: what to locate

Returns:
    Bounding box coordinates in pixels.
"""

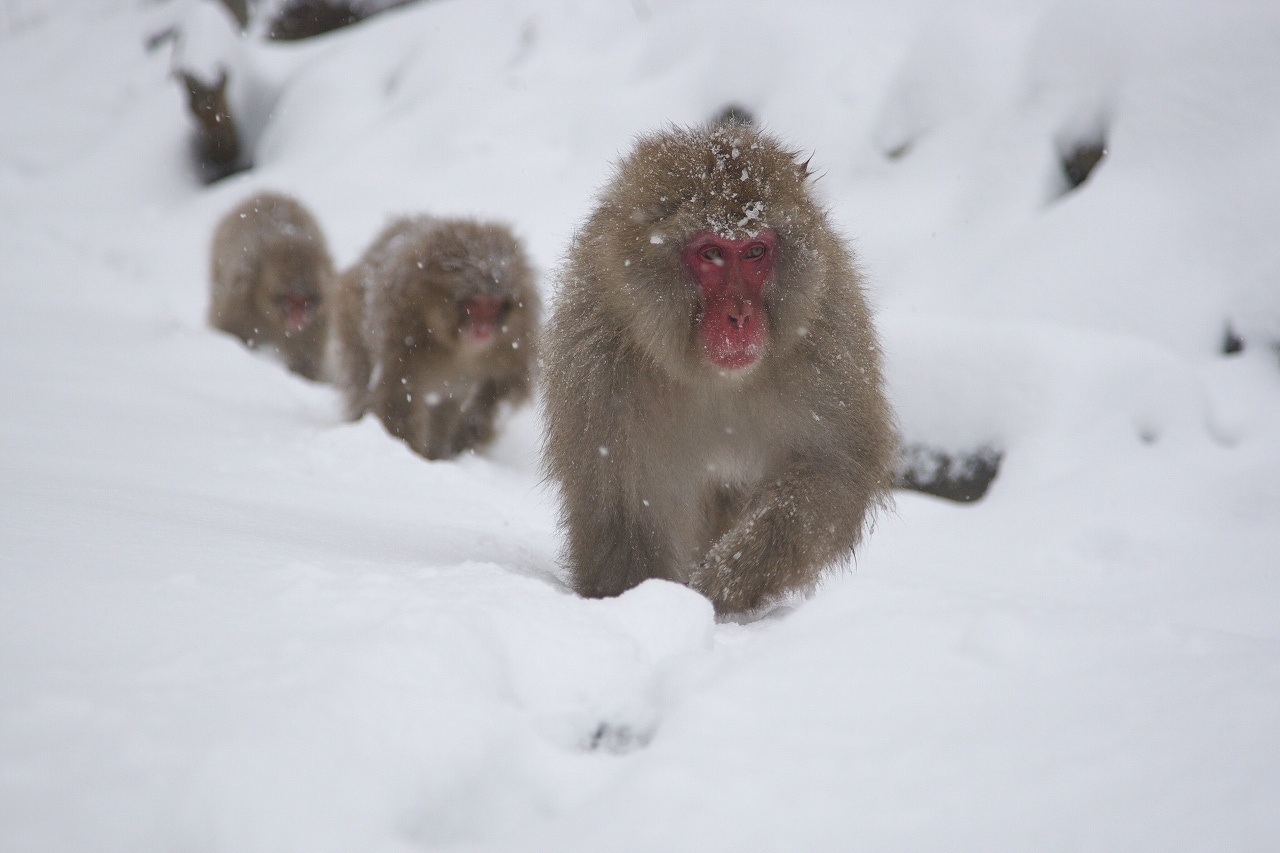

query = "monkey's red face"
[683,230,776,370]
[279,293,317,331]
[458,294,508,349]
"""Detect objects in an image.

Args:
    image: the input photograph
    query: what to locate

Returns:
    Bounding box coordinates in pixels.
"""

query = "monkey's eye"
[744,244,767,259]
[700,247,723,262]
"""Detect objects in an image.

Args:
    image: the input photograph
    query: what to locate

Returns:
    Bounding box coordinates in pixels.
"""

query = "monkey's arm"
[284,337,325,382]
[371,362,449,459]
[328,281,374,420]
[692,452,881,615]
[207,268,260,346]
[419,397,464,460]
[549,378,687,596]
[563,482,685,599]
[446,377,510,456]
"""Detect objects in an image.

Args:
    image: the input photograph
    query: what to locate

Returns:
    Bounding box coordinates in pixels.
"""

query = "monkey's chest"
[658,399,776,489]
[682,441,770,561]
[696,444,766,489]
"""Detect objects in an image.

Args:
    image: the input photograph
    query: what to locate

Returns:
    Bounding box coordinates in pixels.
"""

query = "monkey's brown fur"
[330,216,540,460]
[209,191,334,380]
[541,124,897,616]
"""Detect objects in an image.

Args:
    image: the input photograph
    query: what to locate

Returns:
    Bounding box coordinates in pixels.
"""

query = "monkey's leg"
[331,333,373,420]
[697,484,745,561]
[447,379,506,455]
[564,488,685,599]
[419,396,466,461]
[286,344,323,382]
[692,459,874,615]
[373,368,434,455]
[376,385,410,440]
[208,298,262,350]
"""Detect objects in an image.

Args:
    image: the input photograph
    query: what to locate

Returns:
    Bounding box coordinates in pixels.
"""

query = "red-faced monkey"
[330,216,540,460]
[541,124,897,616]
[209,191,334,380]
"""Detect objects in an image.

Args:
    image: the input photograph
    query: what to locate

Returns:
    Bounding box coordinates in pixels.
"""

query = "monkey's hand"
[691,462,863,616]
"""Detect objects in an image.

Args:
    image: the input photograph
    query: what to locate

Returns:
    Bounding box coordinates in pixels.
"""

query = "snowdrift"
[2,0,1278,850]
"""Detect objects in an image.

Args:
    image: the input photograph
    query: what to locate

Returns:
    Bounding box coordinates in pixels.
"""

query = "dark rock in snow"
[894,443,1002,503]
[1059,138,1107,193]
[177,68,251,185]
[1222,322,1245,355]
[584,721,653,754]
[267,0,420,41]
[216,0,250,30]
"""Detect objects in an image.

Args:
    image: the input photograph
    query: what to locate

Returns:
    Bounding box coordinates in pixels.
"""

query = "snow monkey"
[330,216,540,460]
[209,191,334,380]
[541,124,897,617]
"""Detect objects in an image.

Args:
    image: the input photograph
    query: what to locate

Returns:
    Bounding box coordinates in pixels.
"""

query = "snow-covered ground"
[3,1,1279,849]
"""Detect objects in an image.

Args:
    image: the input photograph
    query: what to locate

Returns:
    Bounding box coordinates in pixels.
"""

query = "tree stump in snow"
[267,0,419,41]
[178,68,250,185]
[1058,137,1107,194]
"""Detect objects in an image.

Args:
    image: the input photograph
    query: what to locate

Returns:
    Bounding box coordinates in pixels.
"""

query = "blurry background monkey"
[541,124,897,616]
[209,191,334,381]
[330,216,539,460]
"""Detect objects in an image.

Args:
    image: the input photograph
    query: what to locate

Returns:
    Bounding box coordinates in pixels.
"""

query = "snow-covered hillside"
[2,1,1279,850]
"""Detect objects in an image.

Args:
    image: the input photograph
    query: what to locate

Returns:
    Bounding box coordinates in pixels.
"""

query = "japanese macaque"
[330,216,540,460]
[209,191,334,380]
[541,124,897,617]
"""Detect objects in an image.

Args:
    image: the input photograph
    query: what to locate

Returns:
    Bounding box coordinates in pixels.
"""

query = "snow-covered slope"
[2,1,1278,850]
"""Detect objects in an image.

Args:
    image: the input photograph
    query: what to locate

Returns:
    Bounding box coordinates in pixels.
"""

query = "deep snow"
[2,1,1279,850]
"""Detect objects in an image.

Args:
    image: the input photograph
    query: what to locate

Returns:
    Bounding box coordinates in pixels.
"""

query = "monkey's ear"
[628,199,678,229]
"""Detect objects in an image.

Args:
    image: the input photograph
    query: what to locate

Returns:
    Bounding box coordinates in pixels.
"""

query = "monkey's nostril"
[726,300,754,327]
